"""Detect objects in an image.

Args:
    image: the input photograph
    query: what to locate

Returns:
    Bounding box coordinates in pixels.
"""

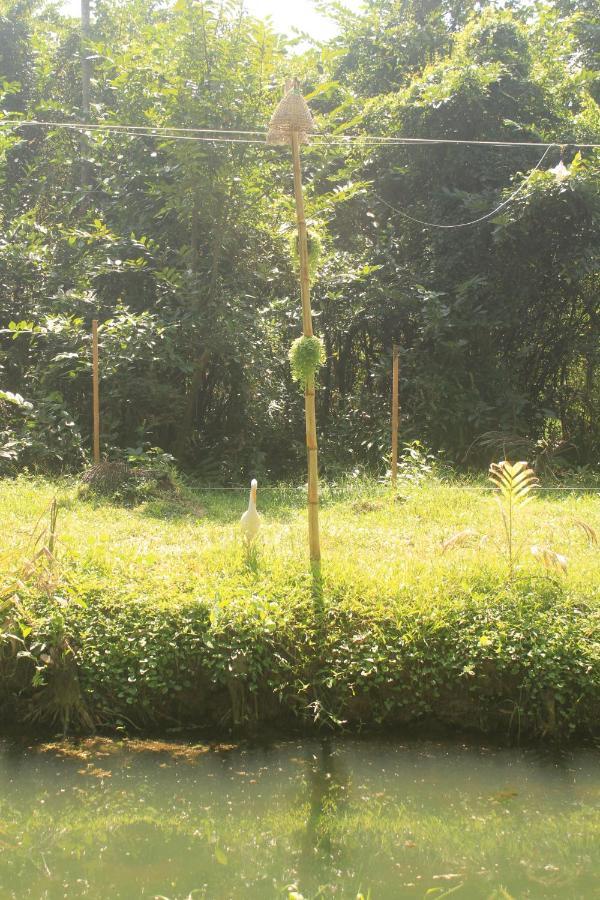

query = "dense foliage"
[0,0,599,478]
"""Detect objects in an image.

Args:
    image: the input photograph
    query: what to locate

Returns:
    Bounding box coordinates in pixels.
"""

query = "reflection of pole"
[291,130,321,565]
[391,343,399,487]
[92,320,100,464]
[298,740,345,895]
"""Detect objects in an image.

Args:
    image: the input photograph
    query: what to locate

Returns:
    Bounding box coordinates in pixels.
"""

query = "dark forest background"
[1,0,599,479]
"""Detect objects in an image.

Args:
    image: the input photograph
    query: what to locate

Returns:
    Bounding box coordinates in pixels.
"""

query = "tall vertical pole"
[291,130,321,564]
[80,0,91,191]
[391,343,399,487]
[92,319,100,464]
[81,0,90,119]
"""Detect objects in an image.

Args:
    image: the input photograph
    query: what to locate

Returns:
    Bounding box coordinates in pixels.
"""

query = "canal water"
[0,737,598,898]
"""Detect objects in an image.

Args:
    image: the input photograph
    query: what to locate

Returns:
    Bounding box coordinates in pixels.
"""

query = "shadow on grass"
[311,561,325,617]
[138,480,395,525]
[140,489,307,526]
[139,496,211,521]
[75,479,400,526]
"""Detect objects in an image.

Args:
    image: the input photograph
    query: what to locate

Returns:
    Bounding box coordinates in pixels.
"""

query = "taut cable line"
[1,119,266,137]
[2,121,268,145]
[1,119,600,150]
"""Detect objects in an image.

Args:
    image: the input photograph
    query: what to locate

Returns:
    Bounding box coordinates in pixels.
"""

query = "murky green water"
[0,737,598,899]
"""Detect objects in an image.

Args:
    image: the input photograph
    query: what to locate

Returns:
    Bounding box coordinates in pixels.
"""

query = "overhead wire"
[1,119,267,137]
[312,135,600,149]
[2,120,268,145]
[2,119,600,150]
[1,120,595,226]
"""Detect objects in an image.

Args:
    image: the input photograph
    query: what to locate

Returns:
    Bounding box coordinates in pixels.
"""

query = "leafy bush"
[394,440,440,484]
[0,390,85,474]
[4,572,598,740]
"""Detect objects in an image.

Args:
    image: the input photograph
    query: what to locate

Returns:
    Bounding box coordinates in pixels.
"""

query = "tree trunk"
[174,197,227,460]
[80,0,91,190]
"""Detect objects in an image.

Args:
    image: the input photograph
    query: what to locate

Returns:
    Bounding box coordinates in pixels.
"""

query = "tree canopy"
[0,0,599,478]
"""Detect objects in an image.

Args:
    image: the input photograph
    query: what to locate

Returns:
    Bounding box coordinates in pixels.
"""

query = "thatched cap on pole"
[267,79,316,146]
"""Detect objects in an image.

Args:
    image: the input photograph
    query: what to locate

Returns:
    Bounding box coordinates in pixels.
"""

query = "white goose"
[240,479,261,543]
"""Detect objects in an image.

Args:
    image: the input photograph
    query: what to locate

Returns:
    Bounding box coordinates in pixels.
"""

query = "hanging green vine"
[289,335,326,386]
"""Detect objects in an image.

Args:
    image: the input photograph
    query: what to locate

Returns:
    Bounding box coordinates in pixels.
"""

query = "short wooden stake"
[391,343,399,487]
[92,319,100,464]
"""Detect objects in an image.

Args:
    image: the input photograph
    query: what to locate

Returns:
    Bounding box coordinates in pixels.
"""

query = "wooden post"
[92,319,100,464]
[391,343,399,487]
[291,130,321,564]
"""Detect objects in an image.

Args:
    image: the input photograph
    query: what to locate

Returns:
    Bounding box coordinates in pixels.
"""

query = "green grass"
[1,475,599,738]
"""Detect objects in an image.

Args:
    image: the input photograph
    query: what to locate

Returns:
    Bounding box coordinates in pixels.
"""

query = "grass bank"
[1,476,599,740]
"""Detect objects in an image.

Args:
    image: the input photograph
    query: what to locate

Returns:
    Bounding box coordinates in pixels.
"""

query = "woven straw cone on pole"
[266,85,316,146]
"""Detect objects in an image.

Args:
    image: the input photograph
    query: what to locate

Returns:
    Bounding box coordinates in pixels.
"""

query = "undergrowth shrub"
[80,447,178,504]
[2,573,598,741]
[0,390,85,474]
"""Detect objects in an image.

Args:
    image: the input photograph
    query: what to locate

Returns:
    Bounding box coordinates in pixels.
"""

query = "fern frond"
[489,460,538,506]
[489,460,538,579]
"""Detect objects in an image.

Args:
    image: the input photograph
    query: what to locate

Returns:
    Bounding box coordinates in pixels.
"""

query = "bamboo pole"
[92,319,100,465]
[391,343,399,487]
[291,130,321,564]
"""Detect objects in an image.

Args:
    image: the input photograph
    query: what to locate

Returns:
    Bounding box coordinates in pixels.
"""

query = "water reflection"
[297,740,349,896]
[0,737,597,899]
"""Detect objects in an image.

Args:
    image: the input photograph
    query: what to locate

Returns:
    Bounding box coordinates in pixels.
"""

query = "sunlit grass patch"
[0,475,599,738]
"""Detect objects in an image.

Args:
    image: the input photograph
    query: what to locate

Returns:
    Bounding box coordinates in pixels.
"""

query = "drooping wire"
[373,145,555,229]
[0,122,587,225]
